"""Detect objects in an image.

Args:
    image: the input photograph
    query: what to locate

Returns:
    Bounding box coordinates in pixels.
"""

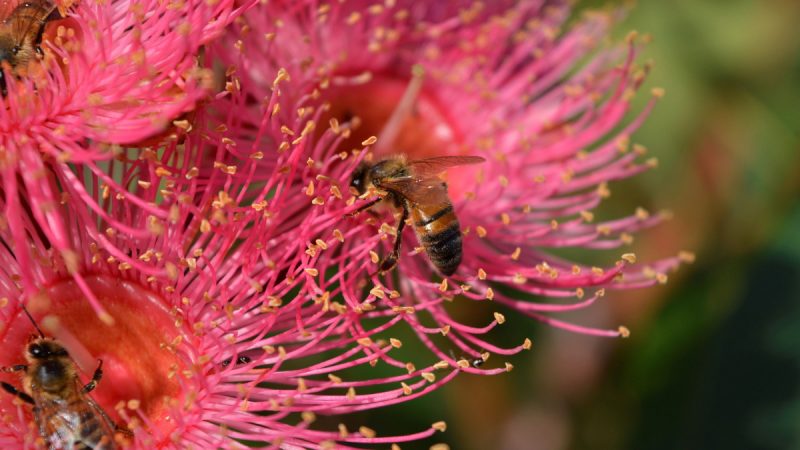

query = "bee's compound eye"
[28,343,42,357]
[350,166,367,193]
[10,46,19,56]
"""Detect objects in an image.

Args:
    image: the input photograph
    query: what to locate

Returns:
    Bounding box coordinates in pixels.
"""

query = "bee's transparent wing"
[376,176,451,206]
[405,155,485,179]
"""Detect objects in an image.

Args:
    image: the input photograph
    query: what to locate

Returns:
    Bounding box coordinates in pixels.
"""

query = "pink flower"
[0,0,252,318]
[210,0,692,374]
[0,92,454,448]
[0,0,695,447]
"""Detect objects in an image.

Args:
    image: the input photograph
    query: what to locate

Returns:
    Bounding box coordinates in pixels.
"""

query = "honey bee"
[350,155,485,276]
[0,1,61,94]
[1,306,124,449]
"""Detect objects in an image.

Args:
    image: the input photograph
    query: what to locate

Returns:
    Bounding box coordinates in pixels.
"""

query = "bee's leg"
[347,197,382,217]
[81,359,104,393]
[1,382,34,404]
[2,364,27,372]
[379,206,409,273]
[114,424,134,437]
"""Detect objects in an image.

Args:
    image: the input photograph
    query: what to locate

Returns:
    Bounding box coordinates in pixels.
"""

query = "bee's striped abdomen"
[412,202,462,276]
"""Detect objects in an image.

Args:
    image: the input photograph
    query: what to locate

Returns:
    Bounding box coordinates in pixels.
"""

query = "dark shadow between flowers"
[629,250,800,450]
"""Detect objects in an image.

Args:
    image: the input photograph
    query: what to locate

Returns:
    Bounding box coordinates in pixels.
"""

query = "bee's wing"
[375,176,451,206]
[4,1,57,42]
[86,395,120,431]
[82,395,121,448]
[404,155,485,178]
[33,389,119,449]
[31,395,81,449]
[83,395,117,432]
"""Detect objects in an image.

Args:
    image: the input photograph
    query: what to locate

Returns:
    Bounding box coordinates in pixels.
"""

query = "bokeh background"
[352,0,800,448]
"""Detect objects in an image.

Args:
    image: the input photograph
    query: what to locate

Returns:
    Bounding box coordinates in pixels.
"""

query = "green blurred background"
[353,0,800,448]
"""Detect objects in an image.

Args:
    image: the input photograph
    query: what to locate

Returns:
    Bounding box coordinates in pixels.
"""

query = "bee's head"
[350,163,369,195]
[27,339,71,392]
[26,338,68,361]
[0,37,16,96]
[0,36,19,67]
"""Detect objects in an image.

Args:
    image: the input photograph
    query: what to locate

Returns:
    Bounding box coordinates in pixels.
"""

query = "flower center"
[319,72,464,160]
[0,275,186,434]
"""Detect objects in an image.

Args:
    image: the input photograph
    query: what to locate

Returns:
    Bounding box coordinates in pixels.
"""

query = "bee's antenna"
[20,305,45,338]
